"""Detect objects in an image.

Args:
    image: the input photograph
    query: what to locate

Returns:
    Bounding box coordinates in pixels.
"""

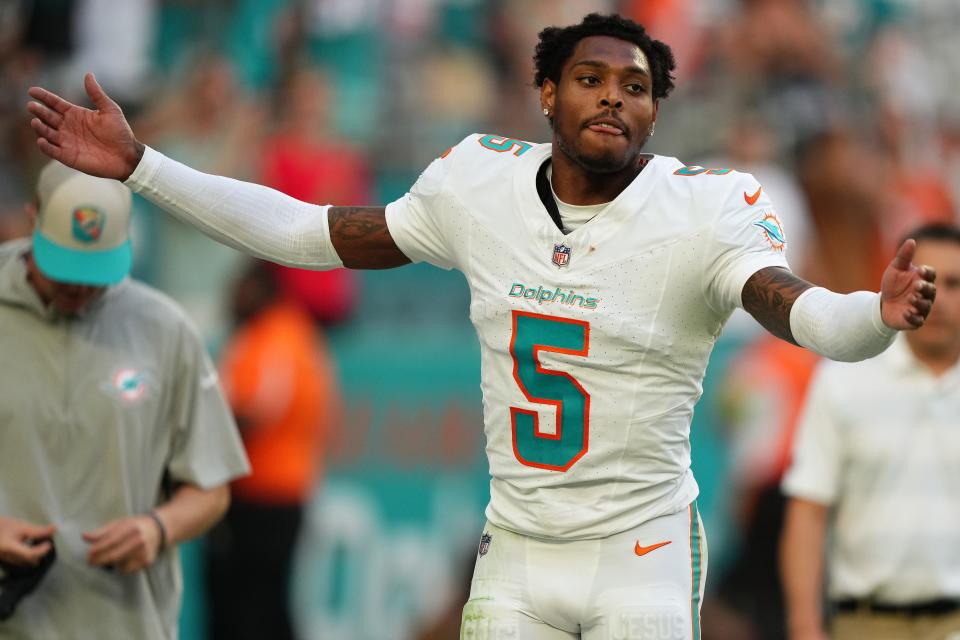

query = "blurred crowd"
[2,0,959,639]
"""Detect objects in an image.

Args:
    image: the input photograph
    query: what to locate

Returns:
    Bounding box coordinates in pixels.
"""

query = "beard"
[554,125,648,175]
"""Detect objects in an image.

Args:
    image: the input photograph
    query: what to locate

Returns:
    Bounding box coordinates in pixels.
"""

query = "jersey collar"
[516,143,665,242]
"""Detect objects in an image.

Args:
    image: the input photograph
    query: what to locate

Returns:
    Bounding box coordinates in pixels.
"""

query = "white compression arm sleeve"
[789,287,897,362]
[124,145,343,269]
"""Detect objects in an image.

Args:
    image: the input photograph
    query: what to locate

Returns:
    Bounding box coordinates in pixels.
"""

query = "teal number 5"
[478,135,532,157]
[509,311,591,472]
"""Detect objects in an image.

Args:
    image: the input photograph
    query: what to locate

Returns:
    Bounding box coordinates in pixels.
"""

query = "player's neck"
[550,146,646,206]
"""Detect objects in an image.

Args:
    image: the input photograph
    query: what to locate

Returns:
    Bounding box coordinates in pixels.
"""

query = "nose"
[599,90,623,111]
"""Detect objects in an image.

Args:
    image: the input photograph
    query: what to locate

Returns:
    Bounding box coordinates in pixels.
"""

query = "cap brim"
[33,230,131,286]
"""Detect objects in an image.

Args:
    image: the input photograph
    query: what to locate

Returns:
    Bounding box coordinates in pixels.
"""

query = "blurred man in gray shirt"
[0,161,249,639]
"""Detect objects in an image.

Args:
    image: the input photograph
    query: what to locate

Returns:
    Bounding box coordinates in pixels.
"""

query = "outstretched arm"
[28,74,410,271]
[742,239,936,359]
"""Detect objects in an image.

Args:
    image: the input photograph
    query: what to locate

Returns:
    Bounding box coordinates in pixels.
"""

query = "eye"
[578,75,600,87]
[625,83,646,95]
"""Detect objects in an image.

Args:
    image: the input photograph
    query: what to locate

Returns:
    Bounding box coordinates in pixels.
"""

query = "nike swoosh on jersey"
[744,187,762,205]
[634,540,672,556]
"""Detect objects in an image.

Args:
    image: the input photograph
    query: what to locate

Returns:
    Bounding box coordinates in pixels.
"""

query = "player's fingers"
[920,265,937,283]
[915,280,936,302]
[30,118,62,146]
[904,310,924,328]
[916,285,937,305]
[26,101,63,129]
[890,239,916,271]
[36,137,63,162]
[27,86,74,115]
[84,73,118,112]
[912,297,933,317]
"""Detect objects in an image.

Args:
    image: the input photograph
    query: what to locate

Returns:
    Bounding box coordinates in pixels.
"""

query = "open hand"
[27,73,143,181]
[83,514,162,574]
[881,239,937,330]
[0,517,55,567]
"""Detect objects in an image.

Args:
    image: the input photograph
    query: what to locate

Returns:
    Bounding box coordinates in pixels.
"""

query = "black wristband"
[147,511,168,552]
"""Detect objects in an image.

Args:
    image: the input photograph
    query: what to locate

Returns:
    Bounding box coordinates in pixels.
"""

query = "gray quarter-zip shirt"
[0,238,249,640]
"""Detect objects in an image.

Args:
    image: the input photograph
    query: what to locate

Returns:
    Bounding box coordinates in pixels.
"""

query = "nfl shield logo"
[478,532,492,557]
[552,243,571,268]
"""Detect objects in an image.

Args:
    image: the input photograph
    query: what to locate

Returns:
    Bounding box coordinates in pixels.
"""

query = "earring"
[649,125,655,137]
[543,108,550,117]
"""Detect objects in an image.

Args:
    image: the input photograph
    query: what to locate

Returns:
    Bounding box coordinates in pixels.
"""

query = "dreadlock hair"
[533,13,676,101]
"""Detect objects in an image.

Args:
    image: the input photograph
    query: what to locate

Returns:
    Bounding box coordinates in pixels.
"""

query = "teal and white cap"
[33,161,133,285]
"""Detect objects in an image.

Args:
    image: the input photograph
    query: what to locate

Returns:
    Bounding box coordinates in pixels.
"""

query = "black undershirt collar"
[535,159,564,233]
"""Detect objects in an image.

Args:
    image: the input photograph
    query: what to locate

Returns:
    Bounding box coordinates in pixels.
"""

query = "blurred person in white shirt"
[781,223,960,640]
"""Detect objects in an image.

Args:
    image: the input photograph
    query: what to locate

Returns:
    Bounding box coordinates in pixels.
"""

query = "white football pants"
[461,503,707,640]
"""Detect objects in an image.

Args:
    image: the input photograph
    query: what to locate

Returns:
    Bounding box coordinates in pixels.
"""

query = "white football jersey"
[386,134,790,540]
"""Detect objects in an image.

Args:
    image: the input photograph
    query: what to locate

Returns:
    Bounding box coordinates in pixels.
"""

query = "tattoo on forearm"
[328,207,410,269]
[741,267,813,344]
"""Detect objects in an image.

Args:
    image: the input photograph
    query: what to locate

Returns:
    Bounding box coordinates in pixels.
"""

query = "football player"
[27,13,935,639]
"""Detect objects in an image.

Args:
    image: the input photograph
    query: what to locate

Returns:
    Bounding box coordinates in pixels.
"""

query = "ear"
[651,98,660,126]
[540,79,557,116]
